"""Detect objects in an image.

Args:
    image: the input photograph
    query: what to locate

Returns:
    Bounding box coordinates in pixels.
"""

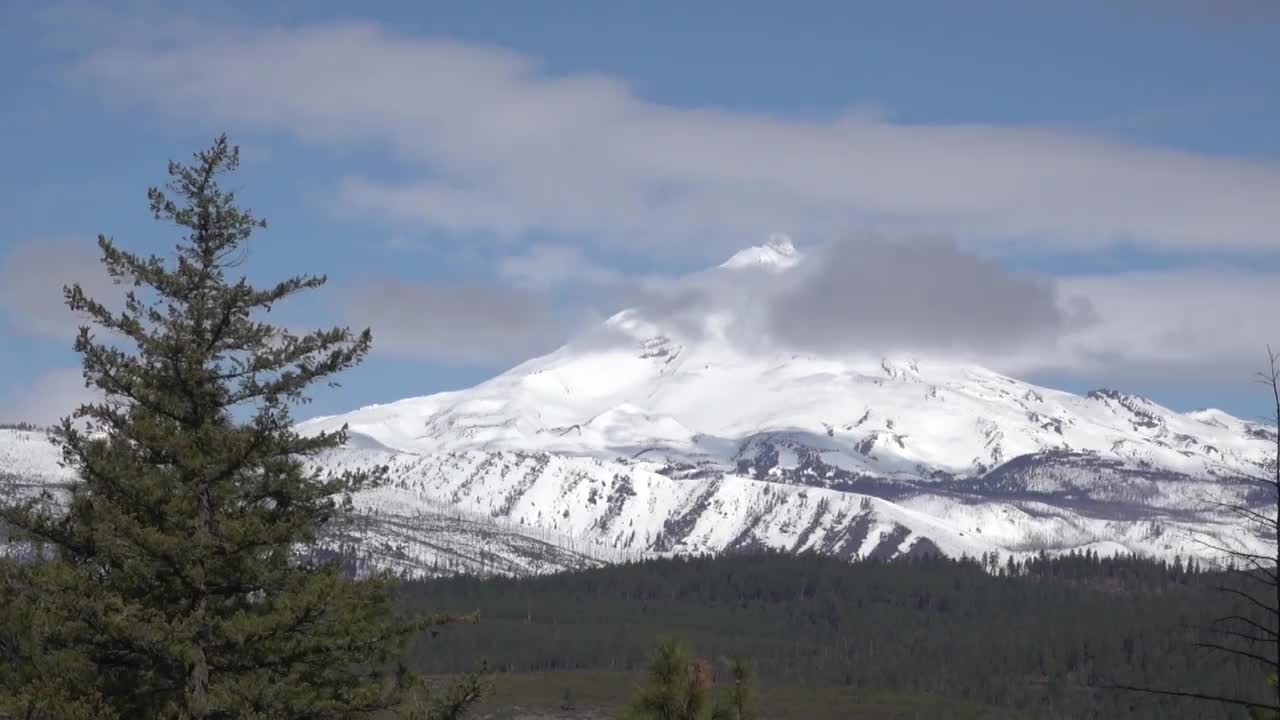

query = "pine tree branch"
[1213,614,1280,640]
[1107,684,1280,712]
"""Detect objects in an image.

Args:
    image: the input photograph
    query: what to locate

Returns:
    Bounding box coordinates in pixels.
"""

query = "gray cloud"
[0,238,121,341]
[216,232,1280,393]
[341,279,571,364]
[762,236,1091,357]
[68,18,1280,257]
[567,235,1091,365]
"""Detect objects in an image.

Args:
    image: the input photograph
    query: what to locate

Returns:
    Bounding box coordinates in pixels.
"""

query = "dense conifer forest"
[401,551,1267,719]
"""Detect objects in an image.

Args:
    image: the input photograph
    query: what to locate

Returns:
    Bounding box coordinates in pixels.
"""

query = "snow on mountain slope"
[3,237,1275,576]
[299,311,1271,491]
[317,447,991,561]
[289,236,1273,572]
[0,428,73,486]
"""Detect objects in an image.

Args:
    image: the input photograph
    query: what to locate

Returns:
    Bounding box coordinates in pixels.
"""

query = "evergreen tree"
[711,657,757,720]
[625,640,713,720]
[0,559,108,719]
[399,551,1262,718]
[0,136,472,719]
[1253,675,1280,720]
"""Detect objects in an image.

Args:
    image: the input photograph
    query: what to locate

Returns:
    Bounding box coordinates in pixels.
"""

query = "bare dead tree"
[1111,347,1280,716]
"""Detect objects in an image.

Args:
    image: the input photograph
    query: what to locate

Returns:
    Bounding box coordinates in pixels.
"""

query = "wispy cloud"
[340,279,571,364]
[0,238,121,342]
[0,367,97,427]
[21,8,1278,406]
[71,19,1280,257]
[496,244,624,291]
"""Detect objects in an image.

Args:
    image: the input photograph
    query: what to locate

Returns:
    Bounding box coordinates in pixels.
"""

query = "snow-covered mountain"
[3,237,1275,576]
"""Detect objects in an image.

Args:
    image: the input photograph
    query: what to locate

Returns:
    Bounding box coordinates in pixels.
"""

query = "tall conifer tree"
[0,136,469,719]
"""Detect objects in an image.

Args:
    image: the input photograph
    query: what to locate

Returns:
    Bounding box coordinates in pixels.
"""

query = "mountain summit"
[719,232,800,271]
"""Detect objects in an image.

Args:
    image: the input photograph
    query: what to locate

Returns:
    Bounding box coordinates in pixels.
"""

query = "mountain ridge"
[3,238,1274,576]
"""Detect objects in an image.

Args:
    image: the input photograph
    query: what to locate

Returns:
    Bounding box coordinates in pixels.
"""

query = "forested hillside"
[402,552,1265,719]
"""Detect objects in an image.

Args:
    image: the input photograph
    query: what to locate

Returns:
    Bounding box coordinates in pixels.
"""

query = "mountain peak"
[720,233,800,271]
[764,232,797,255]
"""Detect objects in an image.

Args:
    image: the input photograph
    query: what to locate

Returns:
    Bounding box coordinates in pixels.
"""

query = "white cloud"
[5,230,1274,414]
[1050,269,1280,380]
[0,367,97,427]
[494,242,670,293]
[28,10,1279,405]
[72,19,1280,257]
[496,243,631,291]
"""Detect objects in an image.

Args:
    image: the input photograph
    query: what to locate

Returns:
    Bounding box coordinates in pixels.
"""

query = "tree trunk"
[188,595,210,719]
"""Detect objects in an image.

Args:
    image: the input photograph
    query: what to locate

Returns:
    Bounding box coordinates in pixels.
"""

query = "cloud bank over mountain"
[75,19,1279,257]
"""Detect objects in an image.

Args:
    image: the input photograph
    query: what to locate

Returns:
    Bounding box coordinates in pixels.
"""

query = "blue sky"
[1,0,1278,424]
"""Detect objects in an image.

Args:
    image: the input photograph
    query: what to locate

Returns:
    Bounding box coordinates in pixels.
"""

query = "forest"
[400,550,1268,719]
